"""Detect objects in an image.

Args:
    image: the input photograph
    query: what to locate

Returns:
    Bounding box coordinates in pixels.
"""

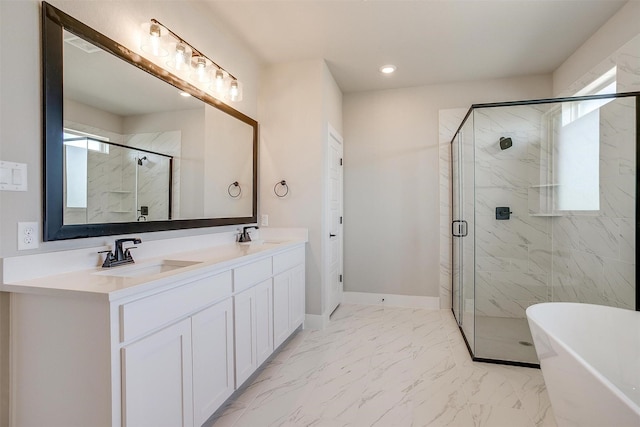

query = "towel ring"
[228,181,241,198]
[274,180,289,198]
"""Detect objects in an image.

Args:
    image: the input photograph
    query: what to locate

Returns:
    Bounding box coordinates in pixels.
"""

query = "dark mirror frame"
[42,2,258,241]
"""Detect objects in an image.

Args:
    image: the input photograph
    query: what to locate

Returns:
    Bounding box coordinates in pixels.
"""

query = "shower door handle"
[452,220,468,237]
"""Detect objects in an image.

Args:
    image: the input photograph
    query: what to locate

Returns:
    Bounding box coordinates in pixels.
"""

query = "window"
[555,67,616,211]
[63,129,110,209]
[562,66,616,127]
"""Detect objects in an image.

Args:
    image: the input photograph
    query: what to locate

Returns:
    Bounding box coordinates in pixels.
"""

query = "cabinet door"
[272,271,291,349]
[254,279,274,366]
[122,318,193,427]
[192,299,234,426]
[234,287,257,386]
[290,264,306,330]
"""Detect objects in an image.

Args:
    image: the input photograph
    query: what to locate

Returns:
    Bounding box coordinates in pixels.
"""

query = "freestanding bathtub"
[526,302,640,427]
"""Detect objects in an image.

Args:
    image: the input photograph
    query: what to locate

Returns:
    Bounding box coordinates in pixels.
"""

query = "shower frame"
[450,91,640,368]
[63,136,174,220]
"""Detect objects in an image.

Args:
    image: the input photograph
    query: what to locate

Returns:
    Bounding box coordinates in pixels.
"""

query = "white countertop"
[1,238,306,301]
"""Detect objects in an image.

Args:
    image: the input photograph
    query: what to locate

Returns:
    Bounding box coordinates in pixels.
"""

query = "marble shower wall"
[125,131,181,221]
[62,120,180,224]
[551,97,636,310]
[462,97,637,319]
[472,105,553,319]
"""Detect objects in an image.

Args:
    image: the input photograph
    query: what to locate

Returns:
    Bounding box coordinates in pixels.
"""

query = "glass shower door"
[452,116,476,352]
[452,133,462,324]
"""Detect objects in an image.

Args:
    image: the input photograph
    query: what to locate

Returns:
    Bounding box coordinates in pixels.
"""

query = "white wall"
[65,99,124,135]
[0,0,261,258]
[258,59,342,317]
[344,75,552,299]
[553,0,640,95]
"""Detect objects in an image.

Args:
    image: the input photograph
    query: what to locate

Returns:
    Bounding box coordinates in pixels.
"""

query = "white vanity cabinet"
[6,242,306,427]
[119,270,236,427]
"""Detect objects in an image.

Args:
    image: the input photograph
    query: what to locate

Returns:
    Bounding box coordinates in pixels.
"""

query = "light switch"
[0,161,27,191]
[0,167,10,184]
[12,168,22,185]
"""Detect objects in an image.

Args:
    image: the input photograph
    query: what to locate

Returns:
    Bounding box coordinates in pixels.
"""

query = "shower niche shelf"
[529,184,559,188]
[528,183,559,217]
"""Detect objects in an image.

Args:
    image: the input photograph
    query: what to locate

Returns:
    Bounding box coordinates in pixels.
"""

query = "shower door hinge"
[339,216,343,224]
[339,274,343,283]
[339,158,343,166]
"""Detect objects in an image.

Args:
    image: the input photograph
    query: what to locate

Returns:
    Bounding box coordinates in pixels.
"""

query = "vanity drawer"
[273,246,305,274]
[233,258,272,292]
[120,271,232,342]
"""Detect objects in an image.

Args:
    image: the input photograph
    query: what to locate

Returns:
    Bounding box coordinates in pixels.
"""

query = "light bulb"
[191,56,211,83]
[167,42,192,72]
[215,70,225,90]
[229,80,242,102]
[379,64,397,74]
[149,24,162,56]
[174,44,187,69]
[140,21,168,57]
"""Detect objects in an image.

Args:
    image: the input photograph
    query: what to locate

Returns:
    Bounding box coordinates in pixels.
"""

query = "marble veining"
[206,304,557,427]
[62,121,181,224]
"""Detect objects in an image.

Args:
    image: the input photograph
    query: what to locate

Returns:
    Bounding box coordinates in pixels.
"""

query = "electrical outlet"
[261,214,269,226]
[18,222,39,250]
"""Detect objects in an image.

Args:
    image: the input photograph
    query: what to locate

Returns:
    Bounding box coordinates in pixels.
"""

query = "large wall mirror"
[42,2,257,240]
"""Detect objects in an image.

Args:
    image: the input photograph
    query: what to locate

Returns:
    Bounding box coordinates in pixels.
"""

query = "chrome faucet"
[100,237,142,268]
[238,226,258,243]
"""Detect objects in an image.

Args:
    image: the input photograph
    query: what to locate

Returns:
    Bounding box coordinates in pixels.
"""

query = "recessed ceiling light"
[179,91,191,97]
[379,64,396,74]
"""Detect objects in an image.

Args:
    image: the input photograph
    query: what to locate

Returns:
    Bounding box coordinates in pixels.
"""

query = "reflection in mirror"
[42,2,258,240]
[63,132,173,224]
[62,28,254,226]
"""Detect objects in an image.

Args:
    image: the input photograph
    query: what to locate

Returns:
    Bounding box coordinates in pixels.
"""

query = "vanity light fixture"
[140,18,242,102]
[379,64,397,74]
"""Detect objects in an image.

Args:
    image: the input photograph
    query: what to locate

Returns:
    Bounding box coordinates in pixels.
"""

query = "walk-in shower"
[450,92,640,366]
[63,136,173,225]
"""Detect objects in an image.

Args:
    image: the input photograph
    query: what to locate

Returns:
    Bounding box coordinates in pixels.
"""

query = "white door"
[234,288,257,386]
[192,299,234,426]
[121,318,193,427]
[289,264,306,330]
[327,126,344,316]
[272,271,291,349]
[254,279,274,366]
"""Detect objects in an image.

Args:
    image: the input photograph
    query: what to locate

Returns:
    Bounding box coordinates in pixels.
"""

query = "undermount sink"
[95,259,202,278]
[239,239,284,247]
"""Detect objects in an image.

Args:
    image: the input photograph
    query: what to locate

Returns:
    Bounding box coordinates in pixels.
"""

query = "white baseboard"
[304,313,330,330]
[343,291,440,310]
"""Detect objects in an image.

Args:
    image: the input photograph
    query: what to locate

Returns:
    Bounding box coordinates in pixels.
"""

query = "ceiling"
[201,0,628,93]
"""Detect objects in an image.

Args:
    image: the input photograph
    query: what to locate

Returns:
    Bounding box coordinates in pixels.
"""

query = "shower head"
[499,137,513,150]
[137,156,147,166]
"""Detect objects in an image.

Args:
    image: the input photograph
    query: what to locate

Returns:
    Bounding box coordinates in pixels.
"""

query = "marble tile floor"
[206,304,557,427]
[474,316,539,365]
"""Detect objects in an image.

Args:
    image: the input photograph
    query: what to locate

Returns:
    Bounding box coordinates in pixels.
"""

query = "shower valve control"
[496,207,512,220]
